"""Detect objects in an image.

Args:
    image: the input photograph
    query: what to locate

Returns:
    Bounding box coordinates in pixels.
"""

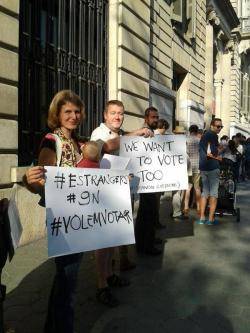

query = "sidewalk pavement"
[2,181,250,333]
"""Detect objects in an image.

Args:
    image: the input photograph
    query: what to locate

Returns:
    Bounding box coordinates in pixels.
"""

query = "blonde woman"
[24,90,85,333]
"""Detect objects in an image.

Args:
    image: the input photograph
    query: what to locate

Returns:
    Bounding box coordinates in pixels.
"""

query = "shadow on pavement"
[165,219,194,239]
[3,254,106,333]
[5,182,250,332]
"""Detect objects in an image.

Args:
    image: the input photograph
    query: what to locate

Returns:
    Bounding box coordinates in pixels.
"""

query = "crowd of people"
[22,89,250,333]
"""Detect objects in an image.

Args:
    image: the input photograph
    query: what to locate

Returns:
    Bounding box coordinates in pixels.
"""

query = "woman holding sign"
[23,90,85,333]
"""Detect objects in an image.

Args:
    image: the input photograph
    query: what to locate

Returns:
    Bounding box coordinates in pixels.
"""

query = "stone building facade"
[0,0,249,242]
[233,0,250,136]
[204,0,250,137]
[0,0,19,190]
[109,0,207,131]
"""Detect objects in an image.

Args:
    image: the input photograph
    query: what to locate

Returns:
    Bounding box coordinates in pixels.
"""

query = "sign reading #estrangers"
[119,135,188,193]
[45,167,134,257]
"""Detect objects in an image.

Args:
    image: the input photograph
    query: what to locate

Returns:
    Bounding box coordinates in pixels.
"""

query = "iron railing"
[18,0,108,165]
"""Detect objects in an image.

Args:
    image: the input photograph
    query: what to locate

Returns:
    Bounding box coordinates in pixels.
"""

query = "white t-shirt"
[237,144,243,155]
[90,122,120,155]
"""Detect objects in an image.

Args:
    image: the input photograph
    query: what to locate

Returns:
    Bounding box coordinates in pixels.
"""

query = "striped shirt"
[187,134,200,173]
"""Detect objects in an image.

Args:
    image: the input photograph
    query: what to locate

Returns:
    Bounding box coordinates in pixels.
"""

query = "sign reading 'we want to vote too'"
[45,167,134,257]
[120,134,188,193]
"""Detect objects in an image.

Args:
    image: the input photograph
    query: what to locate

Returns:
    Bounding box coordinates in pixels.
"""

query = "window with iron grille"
[18,0,108,165]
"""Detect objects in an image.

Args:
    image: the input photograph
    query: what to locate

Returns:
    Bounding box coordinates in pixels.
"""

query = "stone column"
[108,0,119,99]
[214,78,224,119]
[204,22,214,128]
[214,37,225,122]
[204,10,220,128]
[221,50,233,136]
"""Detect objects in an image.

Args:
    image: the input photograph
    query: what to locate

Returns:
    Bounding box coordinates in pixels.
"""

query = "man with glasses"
[197,118,223,225]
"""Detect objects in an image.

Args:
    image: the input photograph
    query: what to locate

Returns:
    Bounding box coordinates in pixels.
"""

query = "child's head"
[81,141,100,162]
[156,119,169,134]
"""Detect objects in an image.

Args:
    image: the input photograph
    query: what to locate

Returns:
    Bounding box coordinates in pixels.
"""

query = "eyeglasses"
[215,125,223,129]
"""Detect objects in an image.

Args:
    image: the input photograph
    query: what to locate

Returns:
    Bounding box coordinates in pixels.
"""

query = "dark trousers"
[246,160,250,178]
[135,193,158,252]
[44,253,82,333]
[0,274,6,333]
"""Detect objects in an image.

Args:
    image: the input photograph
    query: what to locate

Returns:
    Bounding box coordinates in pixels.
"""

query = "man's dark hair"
[145,106,158,117]
[189,124,198,134]
[236,132,242,138]
[228,140,237,154]
[198,129,204,135]
[157,119,169,130]
[221,135,228,141]
[210,118,222,126]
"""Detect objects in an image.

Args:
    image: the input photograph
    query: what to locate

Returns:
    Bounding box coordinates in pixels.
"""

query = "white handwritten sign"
[100,154,130,170]
[119,135,188,193]
[45,167,134,257]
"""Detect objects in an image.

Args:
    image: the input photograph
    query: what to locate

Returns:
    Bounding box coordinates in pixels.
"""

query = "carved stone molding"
[225,39,235,52]
[214,78,224,87]
[207,9,220,26]
[217,29,226,40]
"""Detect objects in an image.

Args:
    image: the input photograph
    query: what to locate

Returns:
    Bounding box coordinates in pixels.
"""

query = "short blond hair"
[104,100,124,113]
[81,141,100,162]
[47,90,85,130]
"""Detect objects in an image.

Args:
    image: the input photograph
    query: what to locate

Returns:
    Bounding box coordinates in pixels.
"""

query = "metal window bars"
[18,0,108,165]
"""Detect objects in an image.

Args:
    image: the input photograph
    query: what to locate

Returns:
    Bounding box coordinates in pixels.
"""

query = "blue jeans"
[44,253,82,333]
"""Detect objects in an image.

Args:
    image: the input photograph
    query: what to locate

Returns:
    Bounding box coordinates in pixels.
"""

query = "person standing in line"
[171,126,189,221]
[233,133,244,181]
[135,107,163,256]
[184,125,201,217]
[196,118,223,225]
[245,138,250,179]
[154,118,170,230]
[90,100,153,306]
[24,90,85,333]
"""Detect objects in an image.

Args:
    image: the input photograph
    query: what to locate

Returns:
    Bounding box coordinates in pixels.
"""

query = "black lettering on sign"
[142,141,174,152]
[137,156,152,166]
[77,175,84,186]
[78,190,100,205]
[157,154,184,166]
[50,210,133,236]
[68,173,77,187]
[63,216,71,233]
[51,217,62,236]
[85,209,132,228]
[70,214,81,230]
[124,141,139,152]
[67,193,76,204]
[137,169,163,182]
[54,173,66,189]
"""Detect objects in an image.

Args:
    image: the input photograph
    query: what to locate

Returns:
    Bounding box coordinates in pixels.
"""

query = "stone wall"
[150,0,206,128]
[0,1,46,246]
[109,0,206,130]
[108,0,150,130]
[0,0,19,186]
